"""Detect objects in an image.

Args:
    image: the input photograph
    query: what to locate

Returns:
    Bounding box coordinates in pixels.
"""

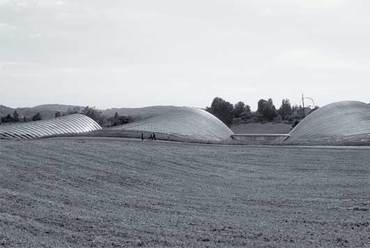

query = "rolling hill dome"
[286,101,370,145]
[111,106,234,142]
[0,114,102,140]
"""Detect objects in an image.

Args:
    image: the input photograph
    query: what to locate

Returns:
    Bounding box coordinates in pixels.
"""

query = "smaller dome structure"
[286,101,370,145]
[0,114,102,140]
[110,106,234,142]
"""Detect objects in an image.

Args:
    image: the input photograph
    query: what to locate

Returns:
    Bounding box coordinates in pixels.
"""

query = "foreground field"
[0,138,369,247]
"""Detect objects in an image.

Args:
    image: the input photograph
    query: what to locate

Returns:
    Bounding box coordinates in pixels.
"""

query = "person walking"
[141,133,144,141]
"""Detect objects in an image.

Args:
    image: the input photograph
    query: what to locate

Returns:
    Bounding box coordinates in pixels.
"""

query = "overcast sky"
[1,0,370,110]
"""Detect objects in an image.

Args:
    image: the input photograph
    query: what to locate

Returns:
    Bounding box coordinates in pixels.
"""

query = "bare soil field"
[0,138,369,247]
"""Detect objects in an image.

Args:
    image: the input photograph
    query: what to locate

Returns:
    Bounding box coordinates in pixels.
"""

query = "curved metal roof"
[286,101,370,145]
[111,106,233,142]
[0,114,101,140]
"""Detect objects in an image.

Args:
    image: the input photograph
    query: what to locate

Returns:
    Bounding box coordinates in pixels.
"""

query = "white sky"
[1,0,370,110]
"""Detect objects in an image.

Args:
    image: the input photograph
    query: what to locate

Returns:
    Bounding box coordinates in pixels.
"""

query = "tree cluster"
[257,99,278,121]
[79,107,132,127]
[0,111,42,124]
[206,97,316,126]
[206,97,235,126]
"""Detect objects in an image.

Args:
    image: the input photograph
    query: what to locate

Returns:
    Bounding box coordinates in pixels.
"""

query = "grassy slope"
[231,122,292,134]
[0,138,369,247]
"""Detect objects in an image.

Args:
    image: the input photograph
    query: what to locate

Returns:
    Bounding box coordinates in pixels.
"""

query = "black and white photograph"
[1,0,370,247]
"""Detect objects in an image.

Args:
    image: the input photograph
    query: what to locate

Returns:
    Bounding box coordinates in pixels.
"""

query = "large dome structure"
[110,106,233,142]
[0,114,102,140]
[286,101,370,145]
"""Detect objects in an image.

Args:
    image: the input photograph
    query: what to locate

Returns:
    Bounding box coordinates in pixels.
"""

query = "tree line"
[0,111,42,124]
[206,97,318,126]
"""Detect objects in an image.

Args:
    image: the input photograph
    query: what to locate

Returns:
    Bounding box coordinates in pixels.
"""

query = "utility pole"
[302,94,305,118]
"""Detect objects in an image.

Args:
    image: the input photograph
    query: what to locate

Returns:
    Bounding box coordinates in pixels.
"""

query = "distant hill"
[31,104,83,113]
[0,104,83,120]
[3,104,202,121]
[0,105,15,117]
[102,106,180,120]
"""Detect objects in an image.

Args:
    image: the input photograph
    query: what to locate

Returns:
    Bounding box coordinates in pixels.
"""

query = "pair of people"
[141,132,156,140]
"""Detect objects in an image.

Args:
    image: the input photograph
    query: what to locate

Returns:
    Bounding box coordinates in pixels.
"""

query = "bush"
[106,112,132,127]
[1,114,15,123]
[32,113,42,121]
